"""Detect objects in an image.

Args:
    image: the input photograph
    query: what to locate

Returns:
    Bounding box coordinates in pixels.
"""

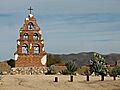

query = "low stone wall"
[10,67,47,75]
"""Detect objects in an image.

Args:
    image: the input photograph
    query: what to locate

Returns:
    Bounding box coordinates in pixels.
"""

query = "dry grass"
[0,75,120,90]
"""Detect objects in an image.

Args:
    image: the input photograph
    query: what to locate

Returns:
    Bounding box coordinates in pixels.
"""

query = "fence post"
[54,77,58,82]
[87,74,89,81]
[70,75,73,82]
[113,76,116,80]
[101,75,104,81]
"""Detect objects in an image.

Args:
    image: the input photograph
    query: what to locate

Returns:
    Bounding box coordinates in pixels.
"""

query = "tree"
[89,53,108,76]
[7,59,15,68]
[111,66,118,80]
[112,65,120,76]
[47,54,63,67]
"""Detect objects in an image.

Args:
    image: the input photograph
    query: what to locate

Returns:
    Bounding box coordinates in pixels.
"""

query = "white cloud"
[0,0,120,60]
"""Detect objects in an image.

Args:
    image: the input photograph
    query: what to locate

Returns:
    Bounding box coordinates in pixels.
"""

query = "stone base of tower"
[15,54,47,67]
[11,67,48,75]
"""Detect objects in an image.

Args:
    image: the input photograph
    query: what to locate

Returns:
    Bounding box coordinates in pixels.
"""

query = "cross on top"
[28,6,33,14]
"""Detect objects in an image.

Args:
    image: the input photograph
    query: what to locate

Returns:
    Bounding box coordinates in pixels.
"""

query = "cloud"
[39,13,120,34]
[93,39,112,42]
[0,0,120,60]
[47,13,120,25]
[0,13,12,17]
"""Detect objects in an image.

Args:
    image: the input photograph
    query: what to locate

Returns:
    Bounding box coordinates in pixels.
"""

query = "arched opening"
[23,33,28,40]
[34,44,40,54]
[22,44,28,54]
[33,33,39,40]
[28,22,34,30]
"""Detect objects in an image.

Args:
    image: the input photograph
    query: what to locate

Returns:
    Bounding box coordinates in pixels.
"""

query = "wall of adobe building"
[15,55,46,67]
[17,30,44,55]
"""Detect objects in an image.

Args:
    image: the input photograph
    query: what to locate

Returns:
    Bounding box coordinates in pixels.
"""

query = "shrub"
[47,54,63,67]
[7,59,15,68]
[77,66,90,75]
[111,65,120,76]
[62,61,77,75]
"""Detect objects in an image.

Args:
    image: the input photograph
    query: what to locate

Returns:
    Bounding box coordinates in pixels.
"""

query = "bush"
[111,65,120,76]
[47,54,63,67]
[7,59,15,68]
[62,69,72,75]
[62,61,77,75]
[77,66,90,75]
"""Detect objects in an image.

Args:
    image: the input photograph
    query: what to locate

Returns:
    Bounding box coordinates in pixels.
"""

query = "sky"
[0,0,120,60]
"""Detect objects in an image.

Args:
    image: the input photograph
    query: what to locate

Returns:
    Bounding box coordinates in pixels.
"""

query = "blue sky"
[0,0,120,60]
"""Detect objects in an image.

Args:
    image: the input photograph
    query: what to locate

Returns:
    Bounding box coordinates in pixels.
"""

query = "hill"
[51,52,120,67]
[1,52,120,68]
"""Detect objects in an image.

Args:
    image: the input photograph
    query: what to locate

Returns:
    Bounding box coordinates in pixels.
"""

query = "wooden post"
[54,77,58,82]
[101,75,104,81]
[70,75,73,82]
[87,75,89,81]
[0,75,2,80]
[113,76,116,80]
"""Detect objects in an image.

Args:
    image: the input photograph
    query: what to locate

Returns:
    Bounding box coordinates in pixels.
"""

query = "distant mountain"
[1,52,120,68]
[51,52,120,67]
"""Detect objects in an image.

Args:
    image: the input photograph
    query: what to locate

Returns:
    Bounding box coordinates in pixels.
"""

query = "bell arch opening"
[22,43,28,54]
[28,22,35,30]
[23,33,28,40]
[33,33,39,40]
[34,44,40,54]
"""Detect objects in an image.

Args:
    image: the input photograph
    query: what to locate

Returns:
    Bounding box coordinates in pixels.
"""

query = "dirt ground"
[0,75,120,90]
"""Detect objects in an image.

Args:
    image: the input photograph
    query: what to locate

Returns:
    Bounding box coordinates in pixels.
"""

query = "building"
[14,7,47,67]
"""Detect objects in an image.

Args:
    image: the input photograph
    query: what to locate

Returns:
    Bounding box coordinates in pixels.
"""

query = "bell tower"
[14,7,47,67]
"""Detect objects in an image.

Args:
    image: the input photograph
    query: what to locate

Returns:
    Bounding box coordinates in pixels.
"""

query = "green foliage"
[47,54,63,67]
[7,59,15,68]
[65,61,77,72]
[90,53,108,75]
[62,69,72,75]
[112,65,120,76]
[112,67,118,76]
[62,61,77,75]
